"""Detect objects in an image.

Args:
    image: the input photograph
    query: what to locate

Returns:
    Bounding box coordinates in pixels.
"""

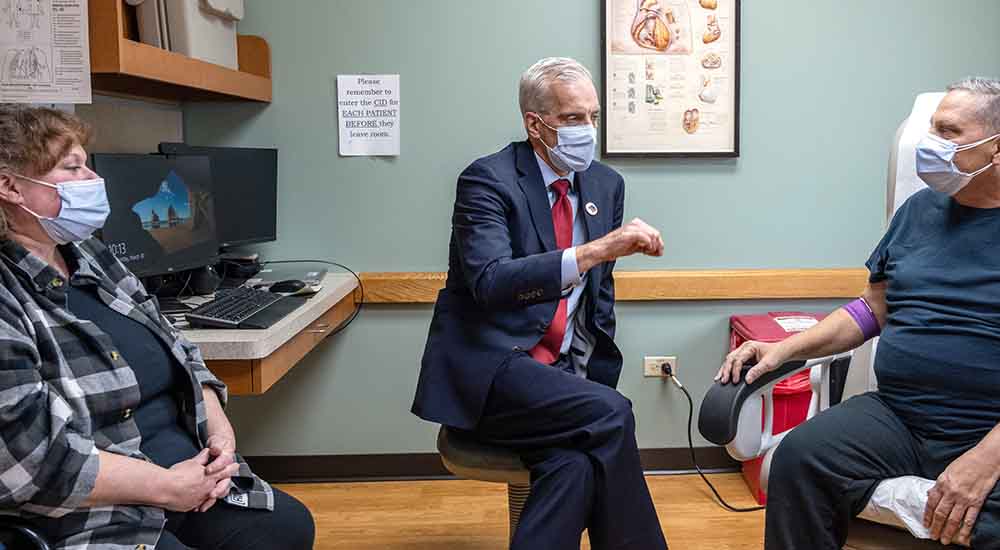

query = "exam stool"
[436,426,531,545]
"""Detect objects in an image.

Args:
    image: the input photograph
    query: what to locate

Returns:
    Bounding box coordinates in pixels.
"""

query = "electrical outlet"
[643,356,677,378]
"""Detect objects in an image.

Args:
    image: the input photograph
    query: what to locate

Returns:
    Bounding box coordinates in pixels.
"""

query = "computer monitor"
[91,154,220,278]
[158,143,278,248]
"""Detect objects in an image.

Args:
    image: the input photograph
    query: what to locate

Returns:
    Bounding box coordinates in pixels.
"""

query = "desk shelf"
[89,0,272,102]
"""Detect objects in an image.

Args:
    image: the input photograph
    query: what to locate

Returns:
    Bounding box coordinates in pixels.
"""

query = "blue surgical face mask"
[916,132,1000,195]
[534,114,597,173]
[15,174,110,244]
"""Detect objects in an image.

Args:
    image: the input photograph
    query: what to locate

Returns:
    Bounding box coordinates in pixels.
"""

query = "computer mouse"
[269,279,307,294]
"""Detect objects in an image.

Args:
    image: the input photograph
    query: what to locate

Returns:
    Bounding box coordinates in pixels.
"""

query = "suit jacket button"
[513,346,522,352]
[539,323,549,332]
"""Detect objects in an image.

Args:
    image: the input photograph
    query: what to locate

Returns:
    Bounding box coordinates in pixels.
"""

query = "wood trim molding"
[356,269,868,304]
[613,269,868,301]
[358,272,445,304]
[245,447,737,483]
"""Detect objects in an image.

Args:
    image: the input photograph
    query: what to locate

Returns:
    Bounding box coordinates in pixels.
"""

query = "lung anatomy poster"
[0,0,91,103]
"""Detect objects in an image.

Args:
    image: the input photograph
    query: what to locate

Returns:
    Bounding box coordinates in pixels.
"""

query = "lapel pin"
[585,202,599,216]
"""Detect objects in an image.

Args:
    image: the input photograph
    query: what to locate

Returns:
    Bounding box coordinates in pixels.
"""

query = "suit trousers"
[766,392,1000,549]
[462,353,668,550]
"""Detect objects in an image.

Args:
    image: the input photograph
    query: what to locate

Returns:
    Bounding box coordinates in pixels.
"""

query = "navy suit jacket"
[412,141,625,430]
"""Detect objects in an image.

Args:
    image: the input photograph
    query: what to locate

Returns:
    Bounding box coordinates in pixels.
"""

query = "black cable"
[176,271,194,300]
[261,259,363,336]
[671,374,765,513]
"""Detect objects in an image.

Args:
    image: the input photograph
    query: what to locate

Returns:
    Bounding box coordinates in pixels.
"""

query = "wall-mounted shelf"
[89,0,272,102]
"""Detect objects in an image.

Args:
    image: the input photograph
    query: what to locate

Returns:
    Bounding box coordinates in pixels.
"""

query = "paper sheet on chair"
[859,476,934,539]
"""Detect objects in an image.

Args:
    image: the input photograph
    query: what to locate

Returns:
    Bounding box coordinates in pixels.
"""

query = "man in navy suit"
[412,57,668,549]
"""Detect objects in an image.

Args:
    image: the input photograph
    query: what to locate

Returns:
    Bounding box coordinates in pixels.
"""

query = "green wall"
[184,0,1000,455]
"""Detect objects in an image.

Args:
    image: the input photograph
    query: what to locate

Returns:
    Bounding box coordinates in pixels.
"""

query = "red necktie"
[529,179,573,365]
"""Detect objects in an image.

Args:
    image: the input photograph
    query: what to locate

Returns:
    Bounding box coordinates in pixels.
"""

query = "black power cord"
[261,259,364,337]
[176,271,195,300]
[664,365,765,513]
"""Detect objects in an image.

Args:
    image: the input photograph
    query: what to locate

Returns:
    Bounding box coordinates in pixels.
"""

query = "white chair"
[698,93,963,549]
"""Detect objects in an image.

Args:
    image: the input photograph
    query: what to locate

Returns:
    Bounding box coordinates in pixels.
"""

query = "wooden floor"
[278,472,764,550]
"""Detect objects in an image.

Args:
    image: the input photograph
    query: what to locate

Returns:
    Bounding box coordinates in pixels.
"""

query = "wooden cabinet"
[206,296,356,395]
[89,0,272,102]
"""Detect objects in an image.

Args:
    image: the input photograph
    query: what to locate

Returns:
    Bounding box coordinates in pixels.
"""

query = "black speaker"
[189,265,222,295]
[216,258,262,280]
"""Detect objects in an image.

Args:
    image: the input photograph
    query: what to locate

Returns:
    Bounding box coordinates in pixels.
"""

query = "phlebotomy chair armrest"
[698,353,853,463]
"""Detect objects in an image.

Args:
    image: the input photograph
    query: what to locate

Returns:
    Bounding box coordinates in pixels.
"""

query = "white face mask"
[534,114,597,173]
[14,174,110,244]
[915,132,1000,195]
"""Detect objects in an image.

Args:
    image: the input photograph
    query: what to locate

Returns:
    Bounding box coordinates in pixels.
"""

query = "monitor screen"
[158,143,278,247]
[92,154,220,278]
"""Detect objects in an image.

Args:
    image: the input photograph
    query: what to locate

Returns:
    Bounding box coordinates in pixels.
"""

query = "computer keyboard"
[186,286,284,329]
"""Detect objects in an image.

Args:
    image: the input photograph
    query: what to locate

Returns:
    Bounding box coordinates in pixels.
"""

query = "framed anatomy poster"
[602,0,741,157]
